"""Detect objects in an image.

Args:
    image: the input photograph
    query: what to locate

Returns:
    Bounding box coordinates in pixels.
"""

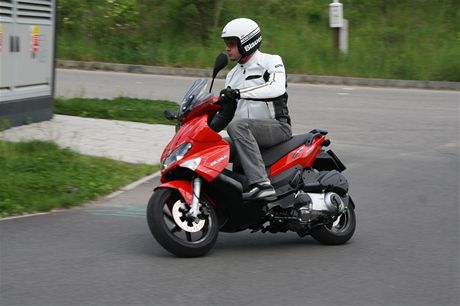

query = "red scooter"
[147,53,356,257]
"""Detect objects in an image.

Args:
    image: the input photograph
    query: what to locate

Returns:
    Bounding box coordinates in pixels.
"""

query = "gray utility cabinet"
[0,0,55,128]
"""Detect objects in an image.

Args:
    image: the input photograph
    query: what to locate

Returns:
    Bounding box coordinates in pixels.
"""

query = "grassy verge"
[0,140,158,217]
[57,1,460,81]
[54,97,179,125]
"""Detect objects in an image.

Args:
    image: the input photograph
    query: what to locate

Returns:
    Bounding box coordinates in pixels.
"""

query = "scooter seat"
[260,134,310,166]
[230,129,327,173]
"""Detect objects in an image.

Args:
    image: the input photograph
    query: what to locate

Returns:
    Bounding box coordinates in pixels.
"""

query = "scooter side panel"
[269,136,325,177]
[190,145,230,182]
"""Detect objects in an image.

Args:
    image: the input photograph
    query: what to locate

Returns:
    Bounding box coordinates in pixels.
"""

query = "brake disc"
[171,201,205,233]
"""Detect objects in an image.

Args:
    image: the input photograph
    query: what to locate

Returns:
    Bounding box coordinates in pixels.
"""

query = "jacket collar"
[239,50,260,67]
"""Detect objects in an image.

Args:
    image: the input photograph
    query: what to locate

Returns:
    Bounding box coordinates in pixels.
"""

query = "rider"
[218,18,292,201]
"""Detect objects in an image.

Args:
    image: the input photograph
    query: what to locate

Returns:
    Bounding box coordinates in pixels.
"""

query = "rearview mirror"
[212,52,228,79]
[209,52,228,93]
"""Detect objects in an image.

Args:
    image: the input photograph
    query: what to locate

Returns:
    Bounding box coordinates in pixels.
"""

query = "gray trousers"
[227,118,292,185]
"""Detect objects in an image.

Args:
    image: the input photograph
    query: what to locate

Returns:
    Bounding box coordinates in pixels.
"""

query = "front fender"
[154,180,192,205]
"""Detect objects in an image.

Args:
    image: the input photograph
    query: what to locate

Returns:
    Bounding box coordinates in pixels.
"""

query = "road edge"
[105,170,161,199]
[57,59,460,91]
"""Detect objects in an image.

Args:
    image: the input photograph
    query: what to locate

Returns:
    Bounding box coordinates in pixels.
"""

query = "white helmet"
[221,18,262,56]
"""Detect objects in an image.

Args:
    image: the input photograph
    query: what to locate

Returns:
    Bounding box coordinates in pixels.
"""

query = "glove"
[219,87,240,104]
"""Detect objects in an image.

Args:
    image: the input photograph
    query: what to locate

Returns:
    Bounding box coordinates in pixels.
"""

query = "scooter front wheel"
[146,188,219,257]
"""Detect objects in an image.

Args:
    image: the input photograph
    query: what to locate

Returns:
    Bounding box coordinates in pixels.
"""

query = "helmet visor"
[223,38,238,48]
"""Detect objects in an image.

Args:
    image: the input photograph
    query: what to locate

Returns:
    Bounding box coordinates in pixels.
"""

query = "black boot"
[243,182,277,201]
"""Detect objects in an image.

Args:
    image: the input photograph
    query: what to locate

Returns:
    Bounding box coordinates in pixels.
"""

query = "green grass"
[54,97,179,125]
[0,140,158,217]
[1,97,173,217]
[56,0,460,81]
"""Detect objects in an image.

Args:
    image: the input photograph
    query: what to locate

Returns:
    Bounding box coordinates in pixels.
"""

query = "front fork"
[186,177,202,219]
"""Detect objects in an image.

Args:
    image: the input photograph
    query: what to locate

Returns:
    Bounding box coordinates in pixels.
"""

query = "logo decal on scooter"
[293,145,314,158]
[210,155,228,167]
[293,145,306,158]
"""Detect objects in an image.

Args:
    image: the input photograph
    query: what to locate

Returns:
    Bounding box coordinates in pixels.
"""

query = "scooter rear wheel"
[310,204,356,245]
[146,188,219,257]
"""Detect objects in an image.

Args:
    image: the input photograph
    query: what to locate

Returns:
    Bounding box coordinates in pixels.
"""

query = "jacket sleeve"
[208,100,237,132]
[238,55,286,100]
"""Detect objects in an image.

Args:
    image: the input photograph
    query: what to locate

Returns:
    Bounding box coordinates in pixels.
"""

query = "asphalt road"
[1,70,459,306]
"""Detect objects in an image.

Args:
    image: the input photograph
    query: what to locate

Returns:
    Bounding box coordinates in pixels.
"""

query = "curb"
[105,171,161,199]
[0,212,52,221]
[57,59,460,91]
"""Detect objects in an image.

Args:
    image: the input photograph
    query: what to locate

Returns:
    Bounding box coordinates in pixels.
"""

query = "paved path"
[1,70,458,306]
[0,115,175,164]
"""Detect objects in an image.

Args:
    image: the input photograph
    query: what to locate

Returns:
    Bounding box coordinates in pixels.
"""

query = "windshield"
[178,78,213,118]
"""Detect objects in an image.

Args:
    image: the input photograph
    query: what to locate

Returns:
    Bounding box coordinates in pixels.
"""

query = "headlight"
[161,142,192,171]
[180,157,201,171]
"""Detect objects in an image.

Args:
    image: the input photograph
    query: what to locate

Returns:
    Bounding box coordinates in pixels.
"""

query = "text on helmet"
[244,36,262,52]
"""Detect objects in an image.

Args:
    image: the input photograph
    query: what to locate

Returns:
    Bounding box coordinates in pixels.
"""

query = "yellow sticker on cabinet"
[31,25,40,52]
